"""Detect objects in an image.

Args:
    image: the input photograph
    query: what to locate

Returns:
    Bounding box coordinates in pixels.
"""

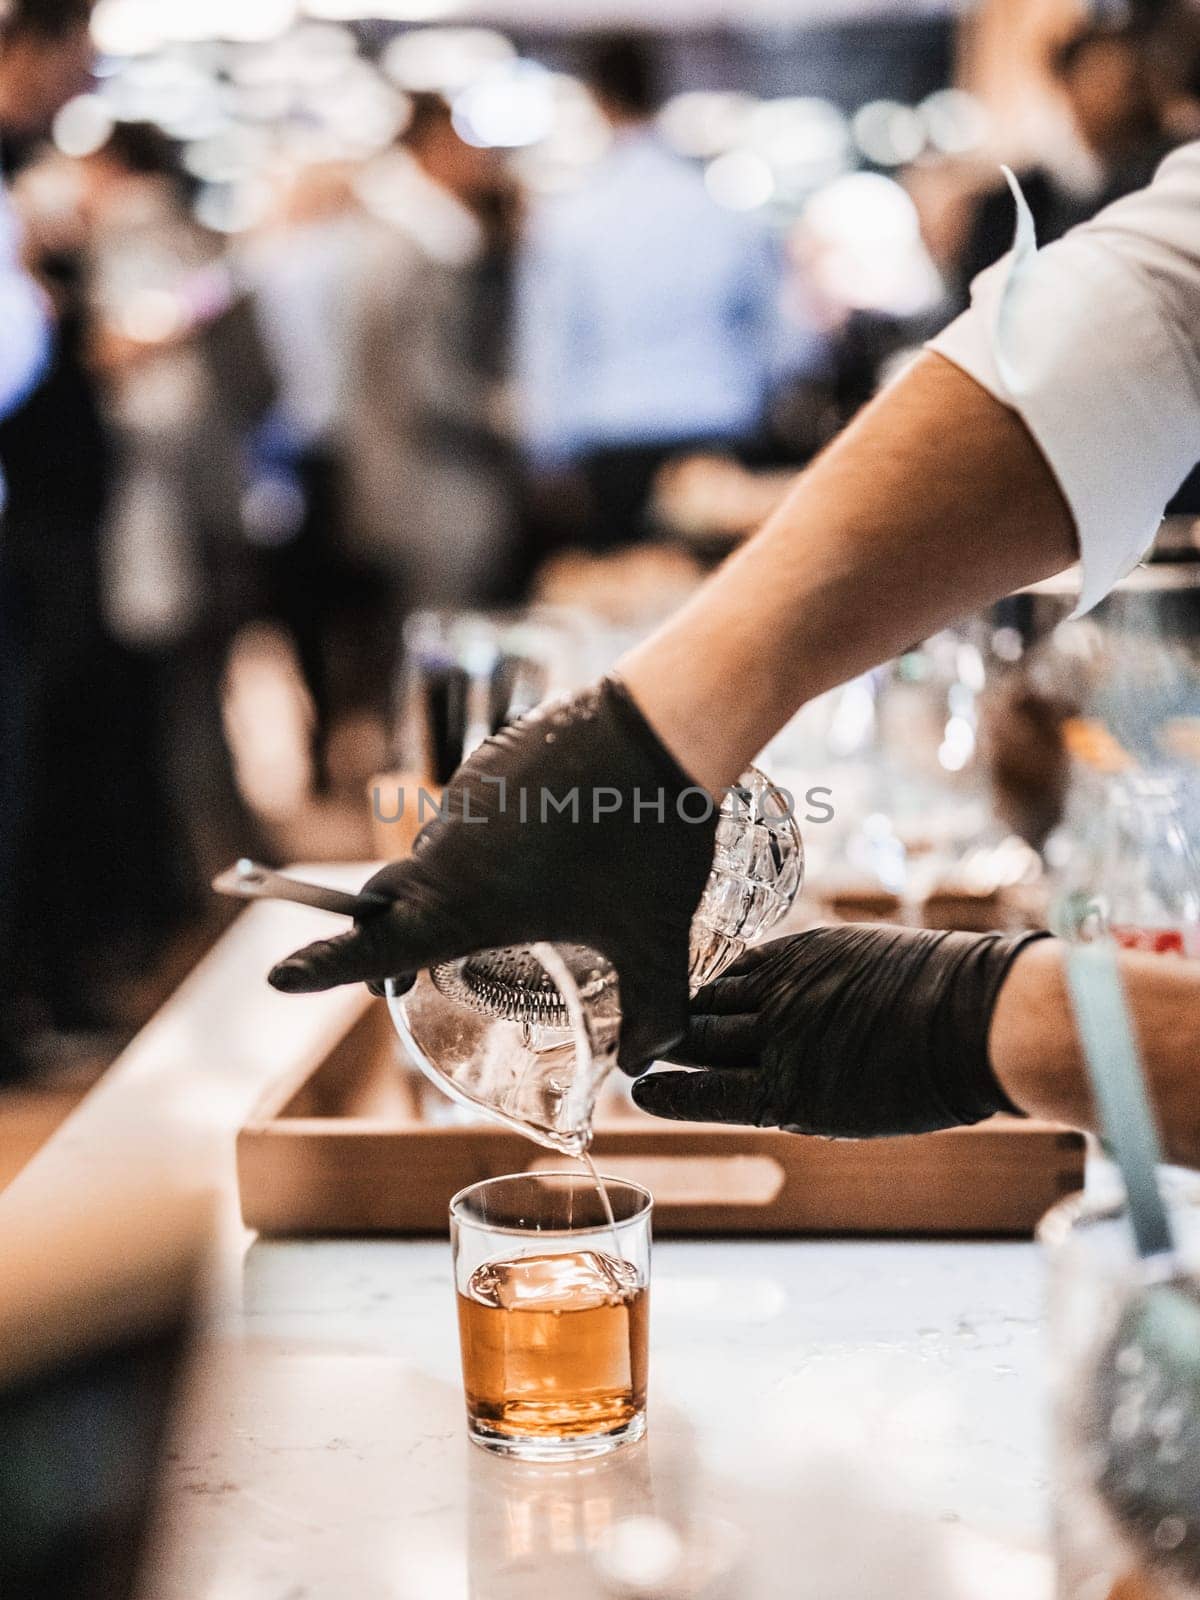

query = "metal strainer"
[431,946,618,1029]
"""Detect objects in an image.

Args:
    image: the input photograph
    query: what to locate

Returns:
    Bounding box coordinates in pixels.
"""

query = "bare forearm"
[620,352,1076,791]
[991,941,1200,1169]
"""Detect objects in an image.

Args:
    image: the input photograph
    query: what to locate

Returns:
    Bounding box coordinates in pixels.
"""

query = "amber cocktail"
[451,1173,651,1461]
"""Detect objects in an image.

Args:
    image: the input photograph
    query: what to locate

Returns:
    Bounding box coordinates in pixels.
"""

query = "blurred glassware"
[997,538,1200,661]
[980,554,1200,856]
[1028,615,1200,777]
[393,608,591,786]
[827,632,993,906]
[1053,771,1200,957]
[1040,1177,1200,1600]
[386,770,803,1153]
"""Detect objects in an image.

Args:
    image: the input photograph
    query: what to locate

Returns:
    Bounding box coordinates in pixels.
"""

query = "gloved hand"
[268,677,719,1075]
[632,924,1049,1137]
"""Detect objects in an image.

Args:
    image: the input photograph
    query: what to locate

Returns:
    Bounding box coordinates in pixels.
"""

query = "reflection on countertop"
[144,1235,1054,1599]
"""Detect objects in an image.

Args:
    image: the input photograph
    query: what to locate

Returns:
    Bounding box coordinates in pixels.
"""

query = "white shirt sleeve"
[927,146,1200,615]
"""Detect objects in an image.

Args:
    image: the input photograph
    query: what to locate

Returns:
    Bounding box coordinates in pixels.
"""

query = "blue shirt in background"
[516,130,808,469]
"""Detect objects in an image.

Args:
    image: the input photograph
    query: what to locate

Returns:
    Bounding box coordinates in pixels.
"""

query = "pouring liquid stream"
[579,1149,621,1261]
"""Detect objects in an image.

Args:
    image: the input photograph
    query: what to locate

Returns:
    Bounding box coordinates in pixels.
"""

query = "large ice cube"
[468,1251,638,1313]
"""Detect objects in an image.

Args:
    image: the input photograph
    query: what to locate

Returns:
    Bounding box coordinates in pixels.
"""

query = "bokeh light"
[308,60,408,153]
[381,27,515,94]
[119,286,187,343]
[800,171,941,315]
[919,89,989,156]
[172,0,300,45]
[852,99,925,167]
[231,25,358,88]
[184,125,271,185]
[52,94,115,159]
[193,176,274,233]
[304,0,461,16]
[658,91,756,159]
[746,97,849,183]
[77,11,975,257]
[100,54,231,140]
[91,0,162,56]
[93,0,300,52]
[453,61,555,150]
[705,149,775,212]
[295,0,363,16]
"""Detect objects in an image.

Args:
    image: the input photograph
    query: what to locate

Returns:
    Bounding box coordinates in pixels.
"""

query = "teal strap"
[1065,943,1174,1263]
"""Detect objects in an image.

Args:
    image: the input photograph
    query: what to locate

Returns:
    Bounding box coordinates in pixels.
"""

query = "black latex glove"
[632,925,1049,1137]
[268,677,718,1075]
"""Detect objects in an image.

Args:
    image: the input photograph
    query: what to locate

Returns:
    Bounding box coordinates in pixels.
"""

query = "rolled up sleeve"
[928,146,1200,615]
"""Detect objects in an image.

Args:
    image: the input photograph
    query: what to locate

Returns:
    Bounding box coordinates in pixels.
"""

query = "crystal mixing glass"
[386,769,803,1152]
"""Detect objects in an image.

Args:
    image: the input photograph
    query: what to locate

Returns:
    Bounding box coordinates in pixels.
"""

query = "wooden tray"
[237,1002,1085,1238]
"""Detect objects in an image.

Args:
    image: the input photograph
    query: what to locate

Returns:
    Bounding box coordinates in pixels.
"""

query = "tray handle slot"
[525,1153,786,1208]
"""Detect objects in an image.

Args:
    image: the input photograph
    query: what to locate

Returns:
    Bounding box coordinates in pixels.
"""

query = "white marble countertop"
[0,890,1059,1599]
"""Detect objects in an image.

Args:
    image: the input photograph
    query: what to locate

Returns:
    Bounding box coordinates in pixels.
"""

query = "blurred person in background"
[2,113,273,1068]
[515,31,789,552]
[82,121,275,889]
[953,16,1194,646]
[954,20,1174,301]
[344,92,518,656]
[240,163,366,792]
[0,10,57,416]
[0,0,91,165]
[0,0,96,1081]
